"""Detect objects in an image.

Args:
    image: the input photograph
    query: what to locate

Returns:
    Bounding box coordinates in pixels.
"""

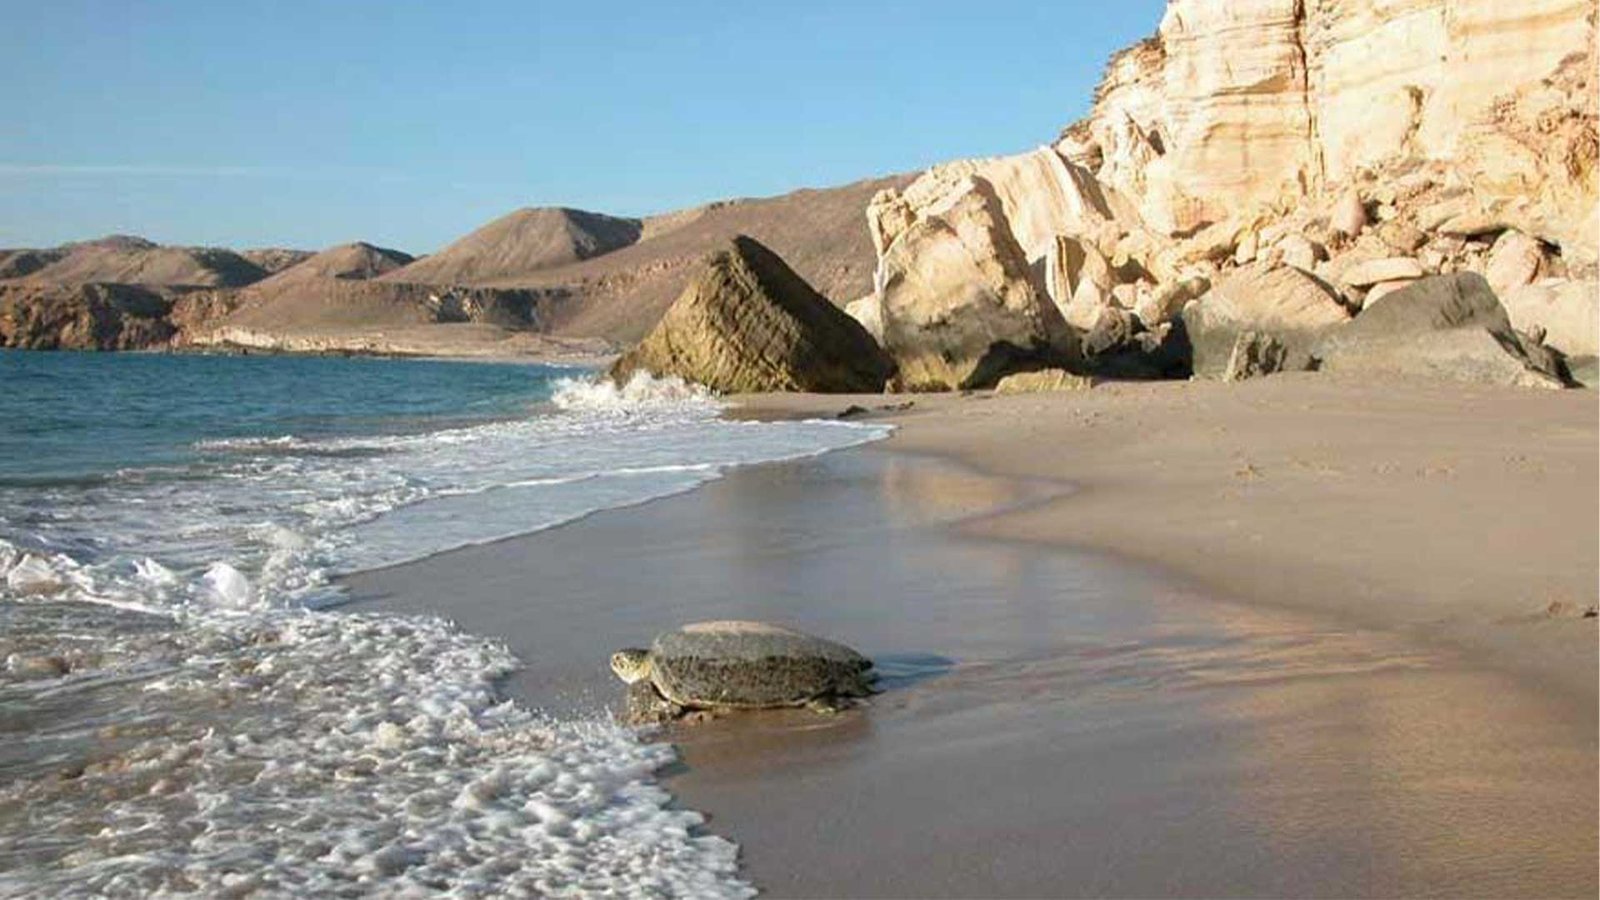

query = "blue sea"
[0,351,886,896]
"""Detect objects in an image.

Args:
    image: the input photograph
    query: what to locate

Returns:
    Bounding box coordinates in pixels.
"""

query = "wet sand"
[346,375,1599,897]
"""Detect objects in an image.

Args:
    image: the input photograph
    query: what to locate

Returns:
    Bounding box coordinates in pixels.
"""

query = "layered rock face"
[1065,0,1596,248]
[609,236,894,393]
[868,0,1596,388]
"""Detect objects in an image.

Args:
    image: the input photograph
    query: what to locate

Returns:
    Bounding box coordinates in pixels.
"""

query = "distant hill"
[496,175,911,343]
[11,235,268,288]
[256,242,414,288]
[2,173,910,353]
[387,208,643,285]
[240,248,315,275]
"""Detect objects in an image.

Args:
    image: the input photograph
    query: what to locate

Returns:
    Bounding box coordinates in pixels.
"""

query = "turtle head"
[610,648,653,684]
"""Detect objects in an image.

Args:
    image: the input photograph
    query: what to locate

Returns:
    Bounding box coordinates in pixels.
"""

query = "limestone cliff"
[866,0,1597,384]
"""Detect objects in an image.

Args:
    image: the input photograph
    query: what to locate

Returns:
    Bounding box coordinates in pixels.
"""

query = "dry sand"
[346,373,1597,897]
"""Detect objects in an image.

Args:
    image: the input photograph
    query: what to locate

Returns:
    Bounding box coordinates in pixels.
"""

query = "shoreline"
[345,373,1597,896]
[734,373,1599,703]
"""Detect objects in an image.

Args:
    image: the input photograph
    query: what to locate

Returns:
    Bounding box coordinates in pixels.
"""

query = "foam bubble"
[0,606,754,897]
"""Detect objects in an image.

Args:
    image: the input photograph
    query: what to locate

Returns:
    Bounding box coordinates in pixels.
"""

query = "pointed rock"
[608,236,893,393]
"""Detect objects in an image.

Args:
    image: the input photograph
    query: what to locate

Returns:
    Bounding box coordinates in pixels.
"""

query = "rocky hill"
[501,177,908,343]
[387,208,643,285]
[16,235,269,288]
[261,242,414,285]
[1,174,903,355]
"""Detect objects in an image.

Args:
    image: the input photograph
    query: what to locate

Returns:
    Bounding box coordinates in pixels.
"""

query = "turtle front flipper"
[623,681,682,726]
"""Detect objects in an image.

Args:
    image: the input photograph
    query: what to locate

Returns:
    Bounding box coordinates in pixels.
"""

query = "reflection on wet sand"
[346,447,1597,898]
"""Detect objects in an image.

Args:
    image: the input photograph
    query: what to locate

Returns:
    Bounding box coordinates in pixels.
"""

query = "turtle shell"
[648,620,873,709]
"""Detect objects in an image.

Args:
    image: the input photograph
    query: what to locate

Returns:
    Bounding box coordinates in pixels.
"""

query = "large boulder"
[874,176,1072,390]
[1314,273,1566,389]
[608,236,893,393]
[1181,264,1352,378]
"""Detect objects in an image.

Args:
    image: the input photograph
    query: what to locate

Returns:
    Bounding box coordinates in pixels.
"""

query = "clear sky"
[1,0,1165,253]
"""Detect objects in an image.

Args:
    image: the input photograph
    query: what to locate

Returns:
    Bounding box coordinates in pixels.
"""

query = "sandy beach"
[345,373,1598,897]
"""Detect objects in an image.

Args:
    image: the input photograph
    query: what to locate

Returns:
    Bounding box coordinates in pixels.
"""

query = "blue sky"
[1,1,1164,253]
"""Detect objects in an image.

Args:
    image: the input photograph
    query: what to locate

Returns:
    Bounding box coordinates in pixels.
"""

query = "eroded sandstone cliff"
[865,0,1597,388]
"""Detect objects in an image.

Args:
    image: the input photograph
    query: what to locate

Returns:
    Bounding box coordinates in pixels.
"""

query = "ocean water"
[0,350,888,896]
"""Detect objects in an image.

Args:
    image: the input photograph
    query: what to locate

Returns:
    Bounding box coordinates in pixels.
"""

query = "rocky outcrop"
[608,236,893,393]
[994,369,1093,394]
[0,283,177,350]
[873,176,1072,390]
[1314,273,1566,388]
[867,0,1595,389]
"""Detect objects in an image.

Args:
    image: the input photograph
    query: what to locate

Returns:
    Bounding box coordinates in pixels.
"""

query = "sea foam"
[0,370,888,896]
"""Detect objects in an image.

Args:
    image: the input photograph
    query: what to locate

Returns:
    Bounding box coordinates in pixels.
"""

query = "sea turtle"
[609,620,876,725]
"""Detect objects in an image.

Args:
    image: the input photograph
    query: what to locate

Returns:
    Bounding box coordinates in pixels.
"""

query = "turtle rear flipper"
[805,697,850,715]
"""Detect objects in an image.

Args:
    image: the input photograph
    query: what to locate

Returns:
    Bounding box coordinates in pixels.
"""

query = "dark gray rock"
[1314,273,1567,388]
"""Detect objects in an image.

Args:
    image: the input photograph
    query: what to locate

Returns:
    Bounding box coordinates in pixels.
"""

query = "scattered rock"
[1135,276,1210,327]
[994,369,1094,394]
[1330,191,1367,238]
[1110,283,1141,309]
[1276,234,1324,271]
[608,236,894,393]
[1341,257,1426,287]
[1483,231,1545,297]
[1233,231,1260,265]
[1376,222,1428,254]
[1082,306,1136,358]
[1045,235,1115,323]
